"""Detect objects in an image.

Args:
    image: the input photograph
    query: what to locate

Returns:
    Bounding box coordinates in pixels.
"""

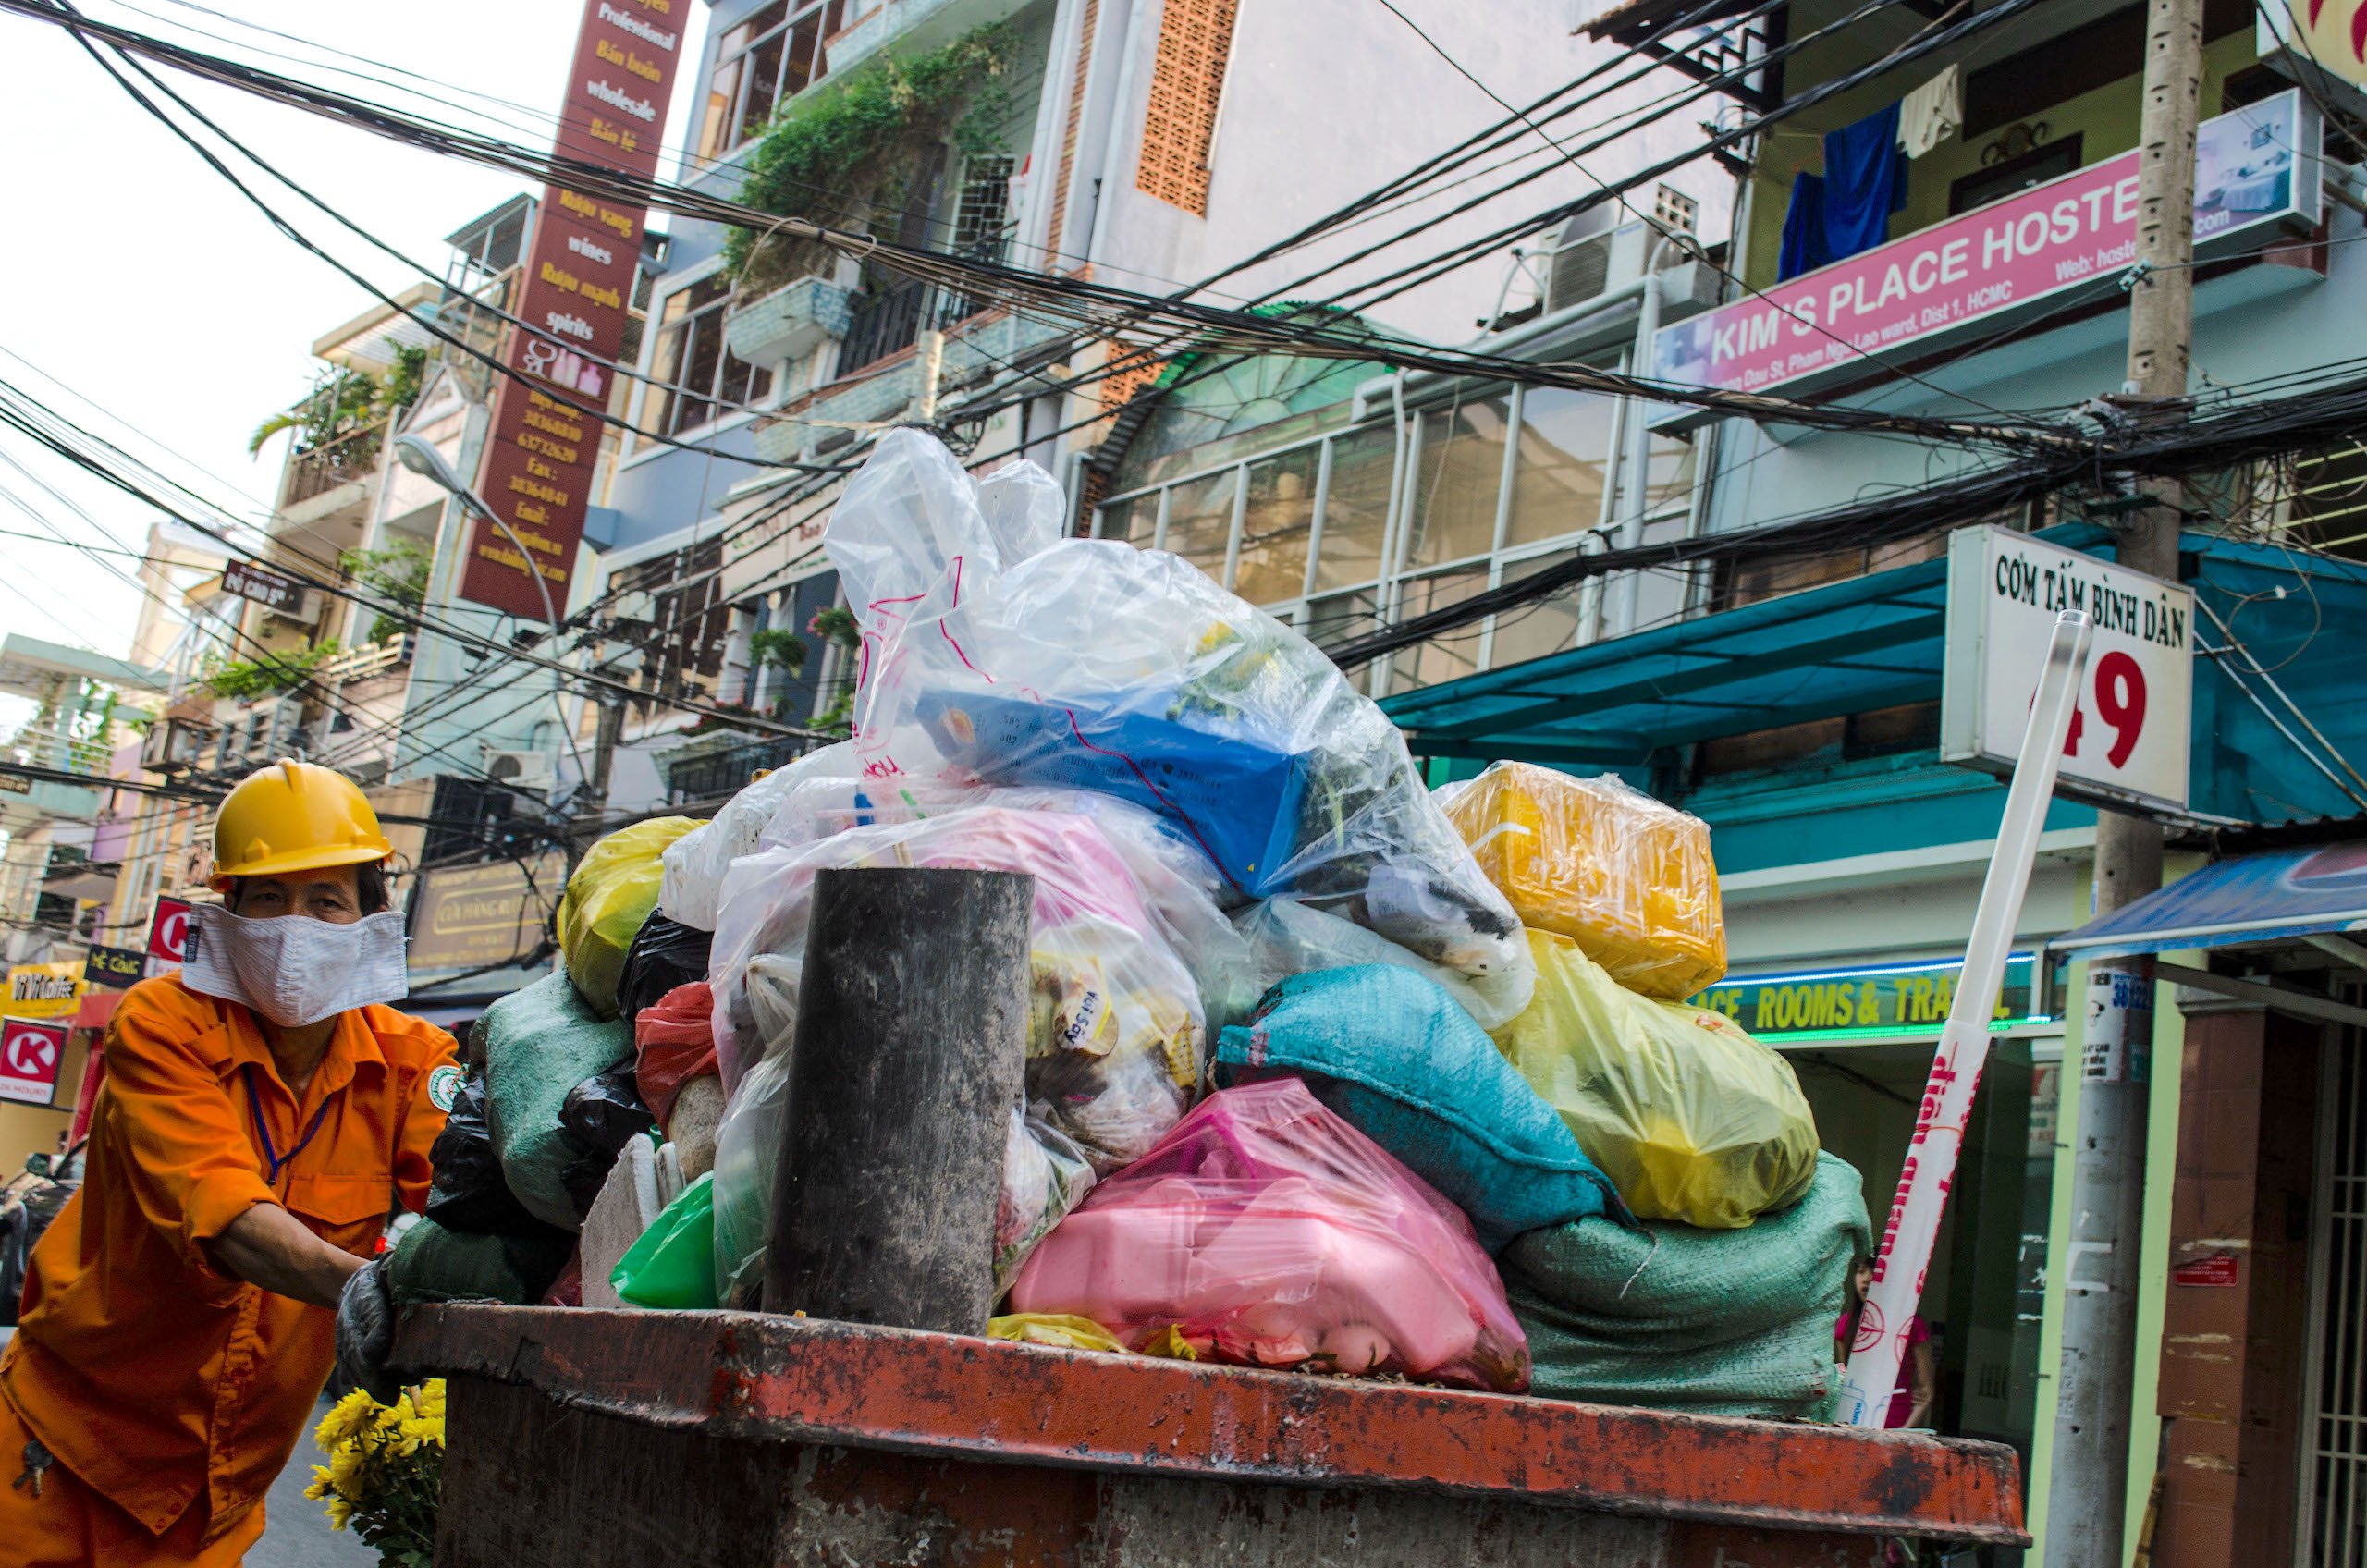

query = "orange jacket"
[0,974,457,1542]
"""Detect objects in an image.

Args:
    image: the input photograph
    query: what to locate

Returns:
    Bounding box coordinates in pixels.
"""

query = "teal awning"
[1380,551,1954,765]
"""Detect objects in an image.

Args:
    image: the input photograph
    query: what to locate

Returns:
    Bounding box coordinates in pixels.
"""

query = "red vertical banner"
[459,0,689,619]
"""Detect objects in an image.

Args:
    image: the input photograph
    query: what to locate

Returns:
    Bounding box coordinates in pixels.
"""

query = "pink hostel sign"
[1652,89,2319,398]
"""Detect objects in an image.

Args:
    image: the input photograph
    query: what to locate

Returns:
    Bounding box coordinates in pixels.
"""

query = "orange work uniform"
[0,974,456,1564]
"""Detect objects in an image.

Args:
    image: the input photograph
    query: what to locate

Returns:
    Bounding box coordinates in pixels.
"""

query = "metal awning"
[1380,549,1954,765]
[2052,844,2367,960]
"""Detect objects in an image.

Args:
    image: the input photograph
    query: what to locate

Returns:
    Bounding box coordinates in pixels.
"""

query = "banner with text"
[1652,91,2323,400]
[457,0,685,619]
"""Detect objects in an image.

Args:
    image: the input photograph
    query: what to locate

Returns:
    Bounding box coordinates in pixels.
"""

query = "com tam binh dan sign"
[457,0,687,619]
[1651,90,2324,404]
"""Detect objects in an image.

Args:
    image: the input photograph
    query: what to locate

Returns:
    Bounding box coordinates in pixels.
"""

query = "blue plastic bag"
[1214,965,1623,1252]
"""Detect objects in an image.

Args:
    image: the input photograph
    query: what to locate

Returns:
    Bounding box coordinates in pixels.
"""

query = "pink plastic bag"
[1007,1076,1530,1391]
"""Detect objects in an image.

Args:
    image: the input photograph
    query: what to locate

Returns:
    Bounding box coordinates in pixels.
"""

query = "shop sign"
[220,559,316,621]
[2172,1251,2242,1287]
[2258,0,2367,95]
[147,895,194,964]
[1941,526,2193,813]
[457,0,686,619]
[83,945,147,987]
[6,962,84,1021]
[0,1016,66,1105]
[1651,91,2323,402]
[1692,953,2040,1040]
[407,852,566,975]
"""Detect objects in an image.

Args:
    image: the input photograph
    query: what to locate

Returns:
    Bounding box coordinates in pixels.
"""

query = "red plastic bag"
[1007,1076,1529,1391]
[635,981,717,1128]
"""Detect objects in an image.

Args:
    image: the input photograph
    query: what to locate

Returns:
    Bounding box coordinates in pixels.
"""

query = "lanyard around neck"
[242,1063,333,1187]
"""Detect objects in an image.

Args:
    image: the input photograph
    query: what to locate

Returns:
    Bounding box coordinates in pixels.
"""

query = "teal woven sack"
[483,965,635,1231]
[1502,1151,1869,1419]
[1215,964,1620,1252]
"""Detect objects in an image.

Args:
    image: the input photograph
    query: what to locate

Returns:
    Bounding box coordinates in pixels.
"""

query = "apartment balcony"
[725,273,855,367]
[275,420,388,551]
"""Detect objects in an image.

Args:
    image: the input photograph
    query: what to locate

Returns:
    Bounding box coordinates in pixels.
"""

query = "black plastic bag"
[425,1072,549,1235]
[617,913,713,1023]
[556,1060,660,1218]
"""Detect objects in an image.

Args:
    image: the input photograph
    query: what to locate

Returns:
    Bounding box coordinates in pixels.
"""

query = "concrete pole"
[914,328,948,426]
[2043,0,2200,1559]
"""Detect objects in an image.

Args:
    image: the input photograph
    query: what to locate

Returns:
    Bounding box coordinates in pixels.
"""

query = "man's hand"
[209,1202,367,1309]
[335,1258,400,1404]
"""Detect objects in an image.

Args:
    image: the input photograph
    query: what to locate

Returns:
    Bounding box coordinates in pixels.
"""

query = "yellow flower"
[325,1445,369,1495]
[313,1389,377,1449]
[325,1496,354,1532]
[302,1466,333,1502]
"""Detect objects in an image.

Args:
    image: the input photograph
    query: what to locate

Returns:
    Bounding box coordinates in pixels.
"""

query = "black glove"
[334,1256,400,1404]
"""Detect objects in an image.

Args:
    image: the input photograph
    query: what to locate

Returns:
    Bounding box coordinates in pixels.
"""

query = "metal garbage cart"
[396,1304,2028,1567]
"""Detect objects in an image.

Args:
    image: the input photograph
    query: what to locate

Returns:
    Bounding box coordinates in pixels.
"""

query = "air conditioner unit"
[483,748,557,795]
[141,716,215,775]
[1542,215,1692,316]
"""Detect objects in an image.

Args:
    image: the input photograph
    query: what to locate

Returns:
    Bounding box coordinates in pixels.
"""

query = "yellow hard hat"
[209,759,392,889]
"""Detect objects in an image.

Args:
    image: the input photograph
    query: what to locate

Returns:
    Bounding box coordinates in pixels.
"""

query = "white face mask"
[183,904,411,1028]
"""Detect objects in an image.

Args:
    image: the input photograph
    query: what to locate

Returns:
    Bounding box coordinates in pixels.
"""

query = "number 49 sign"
[1942,526,2193,813]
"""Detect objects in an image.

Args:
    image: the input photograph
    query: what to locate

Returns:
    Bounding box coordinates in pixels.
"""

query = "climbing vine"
[722,23,1016,298]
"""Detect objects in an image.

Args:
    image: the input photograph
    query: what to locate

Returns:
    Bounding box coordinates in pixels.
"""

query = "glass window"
[1385,570,1489,694]
[698,1,843,159]
[1097,493,1157,545]
[1403,393,1512,570]
[1233,447,1318,607]
[1506,386,1614,548]
[1646,427,1696,515]
[1161,469,1238,581]
[1488,556,1587,669]
[1306,588,1381,653]
[645,275,774,439]
[1314,425,1394,592]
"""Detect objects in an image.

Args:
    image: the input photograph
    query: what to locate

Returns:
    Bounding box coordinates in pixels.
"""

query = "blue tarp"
[2051,844,2367,959]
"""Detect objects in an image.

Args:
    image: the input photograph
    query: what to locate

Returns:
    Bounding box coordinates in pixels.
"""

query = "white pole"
[1841,609,2093,1427]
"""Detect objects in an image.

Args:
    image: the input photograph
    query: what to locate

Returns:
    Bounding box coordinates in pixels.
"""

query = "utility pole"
[2044,0,2201,1558]
[914,327,947,426]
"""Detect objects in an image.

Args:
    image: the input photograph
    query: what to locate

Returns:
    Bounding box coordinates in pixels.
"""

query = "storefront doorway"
[1785,1038,2060,1527]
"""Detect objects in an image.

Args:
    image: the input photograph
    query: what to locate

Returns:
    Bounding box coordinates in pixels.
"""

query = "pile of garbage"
[409,431,1866,1417]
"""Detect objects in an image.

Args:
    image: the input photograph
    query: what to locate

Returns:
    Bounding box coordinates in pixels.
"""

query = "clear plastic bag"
[827,431,1531,1017]
[1006,1076,1530,1391]
[658,742,859,931]
[1231,897,1526,1032]
[1492,930,1818,1229]
[1443,761,1726,999]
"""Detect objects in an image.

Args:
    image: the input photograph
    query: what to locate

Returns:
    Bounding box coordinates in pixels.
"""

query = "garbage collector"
[0,761,458,1565]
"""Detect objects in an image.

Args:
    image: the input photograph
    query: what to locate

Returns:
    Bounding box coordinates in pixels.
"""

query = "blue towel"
[1778,172,1831,281]
[1820,101,1905,261]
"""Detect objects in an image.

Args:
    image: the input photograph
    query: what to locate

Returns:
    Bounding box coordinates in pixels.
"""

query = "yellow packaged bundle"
[1492,931,1818,1230]
[1444,761,1725,999]
[557,815,705,1019]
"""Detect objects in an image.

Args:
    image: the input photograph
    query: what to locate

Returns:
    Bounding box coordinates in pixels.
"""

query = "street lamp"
[391,433,562,633]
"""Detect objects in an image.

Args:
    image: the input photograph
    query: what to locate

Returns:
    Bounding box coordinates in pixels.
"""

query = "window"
[1386,570,1489,695]
[1162,469,1239,581]
[1489,557,1588,668]
[1135,0,1240,215]
[1095,492,1159,546]
[2287,439,2367,560]
[1506,386,1614,548]
[1403,393,1514,570]
[1233,447,1318,606]
[1315,425,1395,591]
[1948,135,2084,215]
[697,1,846,162]
[644,275,774,439]
[616,540,730,703]
[952,155,1017,257]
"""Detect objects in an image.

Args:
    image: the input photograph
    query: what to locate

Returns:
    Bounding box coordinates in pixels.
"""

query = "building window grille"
[645,274,773,439]
[952,155,1017,256]
[615,540,730,704]
[1134,0,1239,215]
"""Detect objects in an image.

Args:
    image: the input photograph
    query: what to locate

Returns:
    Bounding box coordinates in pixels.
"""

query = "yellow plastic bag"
[1444,761,1724,999]
[988,1313,1126,1352]
[557,816,705,1018]
[1491,930,1817,1229]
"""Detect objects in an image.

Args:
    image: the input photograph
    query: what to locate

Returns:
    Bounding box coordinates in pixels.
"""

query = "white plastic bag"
[658,741,859,930]
[828,431,1531,1013]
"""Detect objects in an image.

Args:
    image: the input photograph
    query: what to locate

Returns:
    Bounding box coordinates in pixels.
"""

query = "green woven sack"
[483,965,635,1230]
[386,1218,575,1306]
[1502,1151,1869,1419]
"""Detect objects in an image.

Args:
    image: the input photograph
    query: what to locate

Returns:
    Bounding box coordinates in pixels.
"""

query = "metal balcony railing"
[835,227,1013,376]
[664,735,806,806]
[282,421,386,508]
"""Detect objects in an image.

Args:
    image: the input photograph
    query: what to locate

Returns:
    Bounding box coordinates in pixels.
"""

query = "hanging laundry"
[1899,65,1963,159]
[1819,101,1905,262]
[1777,172,1831,282]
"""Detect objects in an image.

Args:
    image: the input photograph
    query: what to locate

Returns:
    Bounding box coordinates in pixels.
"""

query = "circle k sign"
[0,1016,67,1106]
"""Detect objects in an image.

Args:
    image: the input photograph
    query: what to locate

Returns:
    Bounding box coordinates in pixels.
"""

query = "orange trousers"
[0,1394,265,1567]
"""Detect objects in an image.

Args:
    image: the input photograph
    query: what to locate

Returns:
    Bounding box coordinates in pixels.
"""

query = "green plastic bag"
[612,1173,717,1309]
[558,816,705,1019]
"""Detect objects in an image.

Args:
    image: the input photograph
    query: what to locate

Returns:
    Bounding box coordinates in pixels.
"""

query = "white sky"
[0,0,709,733]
